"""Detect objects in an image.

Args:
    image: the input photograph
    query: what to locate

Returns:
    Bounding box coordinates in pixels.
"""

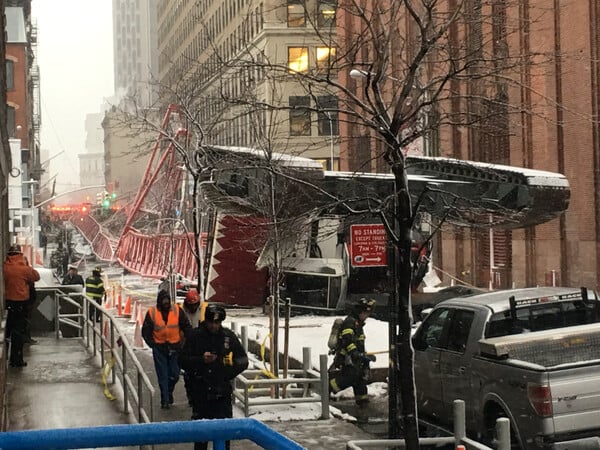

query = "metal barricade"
[54,289,155,423]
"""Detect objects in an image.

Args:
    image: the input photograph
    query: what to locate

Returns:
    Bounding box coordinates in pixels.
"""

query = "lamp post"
[324,111,335,170]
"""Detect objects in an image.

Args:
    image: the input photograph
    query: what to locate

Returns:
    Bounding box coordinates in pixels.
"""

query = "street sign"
[349,224,388,267]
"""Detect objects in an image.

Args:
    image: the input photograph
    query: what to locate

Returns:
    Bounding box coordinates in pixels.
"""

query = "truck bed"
[479,323,600,368]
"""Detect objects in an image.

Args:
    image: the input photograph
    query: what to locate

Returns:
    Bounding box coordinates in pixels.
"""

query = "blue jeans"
[152,347,180,405]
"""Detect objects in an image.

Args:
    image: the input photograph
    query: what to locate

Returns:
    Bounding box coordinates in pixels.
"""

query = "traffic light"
[102,192,110,209]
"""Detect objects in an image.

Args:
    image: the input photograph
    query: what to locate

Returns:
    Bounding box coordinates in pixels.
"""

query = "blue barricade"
[0,418,306,450]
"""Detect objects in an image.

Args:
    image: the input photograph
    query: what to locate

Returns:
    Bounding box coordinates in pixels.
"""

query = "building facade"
[112,0,159,108]
[156,0,339,170]
[337,1,600,290]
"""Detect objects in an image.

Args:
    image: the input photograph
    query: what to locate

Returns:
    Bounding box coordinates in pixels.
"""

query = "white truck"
[413,287,600,449]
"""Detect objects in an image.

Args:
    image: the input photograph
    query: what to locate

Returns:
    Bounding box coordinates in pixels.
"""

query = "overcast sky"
[32,0,114,190]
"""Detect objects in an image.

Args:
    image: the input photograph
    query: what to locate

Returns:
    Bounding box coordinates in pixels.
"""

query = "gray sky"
[32,0,113,190]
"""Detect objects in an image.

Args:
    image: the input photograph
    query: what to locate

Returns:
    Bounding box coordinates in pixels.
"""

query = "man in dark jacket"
[85,266,105,321]
[329,298,376,406]
[142,289,192,409]
[179,304,248,450]
[3,244,40,367]
[62,264,84,286]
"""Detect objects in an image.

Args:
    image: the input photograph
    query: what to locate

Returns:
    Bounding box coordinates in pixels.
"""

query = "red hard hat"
[184,289,200,304]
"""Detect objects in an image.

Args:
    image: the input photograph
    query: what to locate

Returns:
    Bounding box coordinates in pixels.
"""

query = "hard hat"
[8,244,21,255]
[205,304,226,322]
[355,298,376,312]
[184,289,200,305]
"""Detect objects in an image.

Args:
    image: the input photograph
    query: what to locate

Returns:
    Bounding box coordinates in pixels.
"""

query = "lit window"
[287,1,306,27]
[318,0,336,27]
[288,47,309,73]
[316,47,336,70]
[289,96,311,136]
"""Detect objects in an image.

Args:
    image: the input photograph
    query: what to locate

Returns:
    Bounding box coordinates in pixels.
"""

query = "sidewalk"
[6,333,376,449]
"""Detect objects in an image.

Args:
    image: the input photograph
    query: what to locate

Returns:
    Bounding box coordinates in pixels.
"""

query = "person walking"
[142,289,192,409]
[181,288,202,406]
[4,244,40,367]
[179,304,248,450]
[62,264,84,286]
[85,266,105,321]
[329,298,377,406]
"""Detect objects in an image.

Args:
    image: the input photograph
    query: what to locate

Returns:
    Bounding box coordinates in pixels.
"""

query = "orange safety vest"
[149,305,181,344]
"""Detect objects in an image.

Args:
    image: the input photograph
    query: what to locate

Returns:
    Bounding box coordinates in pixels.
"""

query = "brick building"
[337,1,600,290]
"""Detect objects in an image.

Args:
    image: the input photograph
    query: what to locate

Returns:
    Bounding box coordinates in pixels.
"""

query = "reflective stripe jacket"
[334,312,366,364]
[84,275,105,301]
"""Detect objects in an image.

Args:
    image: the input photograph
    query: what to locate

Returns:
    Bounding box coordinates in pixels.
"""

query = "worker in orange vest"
[142,289,192,409]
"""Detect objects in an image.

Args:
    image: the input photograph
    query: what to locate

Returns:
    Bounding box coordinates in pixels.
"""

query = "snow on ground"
[101,267,396,422]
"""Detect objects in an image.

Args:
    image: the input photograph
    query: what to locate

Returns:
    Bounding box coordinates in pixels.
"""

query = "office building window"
[288,47,309,73]
[289,96,311,136]
[317,95,339,136]
[316,47,336,71]
[318,0,336,27]
[6,60,14,90]
[287,1,306,27]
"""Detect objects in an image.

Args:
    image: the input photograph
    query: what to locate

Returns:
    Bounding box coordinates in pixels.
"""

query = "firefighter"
[85,266,105,321]
[179,304,248,450]
[142,289,192,409]
[4,244,40,367]
[329,298,377,406]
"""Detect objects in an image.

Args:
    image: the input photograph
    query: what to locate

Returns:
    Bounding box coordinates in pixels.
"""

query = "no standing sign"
[349,224,388,267]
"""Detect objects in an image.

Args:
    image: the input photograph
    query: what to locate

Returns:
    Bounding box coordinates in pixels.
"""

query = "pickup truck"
[412,286,600,449]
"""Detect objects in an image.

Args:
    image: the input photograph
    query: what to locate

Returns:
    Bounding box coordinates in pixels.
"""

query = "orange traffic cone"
[133,321,144,348]
[123,296,132,317]
[137,303,145,326]
[128,300,137,323]
[103,320,109,340]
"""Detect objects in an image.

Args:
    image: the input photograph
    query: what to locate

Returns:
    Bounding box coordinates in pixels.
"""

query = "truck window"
[485,300,600,338]
[414,308,450,349]
[446,309,474,353]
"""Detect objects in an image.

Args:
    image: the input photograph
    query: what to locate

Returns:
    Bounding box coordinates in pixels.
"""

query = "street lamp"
[324,111,335,170]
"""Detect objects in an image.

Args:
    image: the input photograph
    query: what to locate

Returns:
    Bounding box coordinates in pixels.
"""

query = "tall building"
[156,0,339,170]
[112,0,158,108]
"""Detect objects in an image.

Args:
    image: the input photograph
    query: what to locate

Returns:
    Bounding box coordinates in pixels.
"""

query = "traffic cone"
[133,321,144,348]
[129,301,138,323]
[117,289,123,316]
[137,303,145,326]
[123,296,132,316]
[103,320,109,340]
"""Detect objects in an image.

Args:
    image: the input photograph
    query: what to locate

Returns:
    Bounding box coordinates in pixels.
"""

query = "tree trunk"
[389,157,419,448]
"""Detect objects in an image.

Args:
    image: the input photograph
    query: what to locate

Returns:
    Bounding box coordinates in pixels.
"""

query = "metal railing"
[54,289,155,423]
[346,399,510,450]
[0,418,305,450]
[231,324,330,419]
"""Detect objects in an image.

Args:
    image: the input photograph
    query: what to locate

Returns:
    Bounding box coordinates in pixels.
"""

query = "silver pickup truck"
[413,286,600,449]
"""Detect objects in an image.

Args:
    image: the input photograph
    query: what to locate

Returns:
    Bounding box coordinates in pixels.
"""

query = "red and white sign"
[349,224,388,267]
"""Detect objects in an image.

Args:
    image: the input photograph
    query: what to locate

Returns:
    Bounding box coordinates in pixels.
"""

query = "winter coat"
[334,312,367,367]
[62,273,84,286]
[3,254,40,301]
[179,321,248,399]
[84,275,105,301]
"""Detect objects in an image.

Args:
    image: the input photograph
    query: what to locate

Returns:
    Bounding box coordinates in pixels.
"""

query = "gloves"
[222,351,233,366]
[361,353,376,364]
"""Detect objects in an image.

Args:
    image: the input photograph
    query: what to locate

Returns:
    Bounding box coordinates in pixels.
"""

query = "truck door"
[413,307,452,421]
[439,308,475,422]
